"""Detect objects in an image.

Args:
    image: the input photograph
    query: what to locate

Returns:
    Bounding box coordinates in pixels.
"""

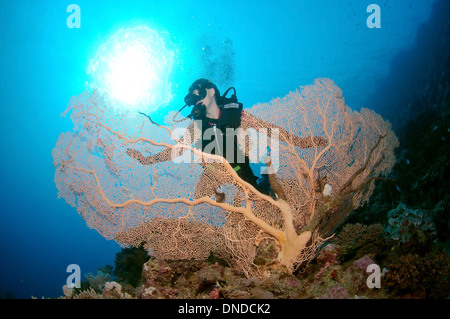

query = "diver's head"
[185,78,220,108]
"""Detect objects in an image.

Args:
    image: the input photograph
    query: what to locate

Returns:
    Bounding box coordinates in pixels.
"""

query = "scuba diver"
[126,78,328,201]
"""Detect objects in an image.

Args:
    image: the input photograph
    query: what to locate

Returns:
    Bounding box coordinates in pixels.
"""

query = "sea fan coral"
[52,78,398,275]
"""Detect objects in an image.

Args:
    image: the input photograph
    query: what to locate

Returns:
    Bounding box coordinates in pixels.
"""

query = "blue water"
[0,0,436,298]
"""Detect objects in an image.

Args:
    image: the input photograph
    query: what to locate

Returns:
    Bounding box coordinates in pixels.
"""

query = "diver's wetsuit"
[195,114,260,190]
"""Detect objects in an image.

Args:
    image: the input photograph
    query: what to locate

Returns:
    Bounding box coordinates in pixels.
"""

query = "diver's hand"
[126,148,153,165]
[313,136,328,147]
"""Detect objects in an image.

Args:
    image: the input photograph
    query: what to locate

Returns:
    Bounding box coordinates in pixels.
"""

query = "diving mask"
[184,87,207,106]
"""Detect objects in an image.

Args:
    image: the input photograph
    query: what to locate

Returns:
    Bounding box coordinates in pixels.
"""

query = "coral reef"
[384,203,437,252]
[85,270,111,292]
[384,251,450,299]
[332,223,384,260]
[113,245,150,287]
[60,225,449,300]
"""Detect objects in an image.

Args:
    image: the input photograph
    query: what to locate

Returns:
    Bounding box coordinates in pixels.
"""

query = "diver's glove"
[126,148,154,165]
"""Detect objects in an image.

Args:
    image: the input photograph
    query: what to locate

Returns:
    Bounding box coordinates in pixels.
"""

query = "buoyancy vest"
[196,95,245,166]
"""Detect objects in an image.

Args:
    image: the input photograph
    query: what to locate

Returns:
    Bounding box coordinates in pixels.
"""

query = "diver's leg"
[194,168,221,199]
[234,161,275,197]
[233,163,258,189]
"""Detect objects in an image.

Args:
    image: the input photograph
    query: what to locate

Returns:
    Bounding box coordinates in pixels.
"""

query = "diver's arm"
[126,121,197,165]
[240,110,328,148]
[126,148,170,165]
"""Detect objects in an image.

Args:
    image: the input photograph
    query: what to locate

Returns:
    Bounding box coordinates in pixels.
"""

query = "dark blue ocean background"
[0,0,444,298]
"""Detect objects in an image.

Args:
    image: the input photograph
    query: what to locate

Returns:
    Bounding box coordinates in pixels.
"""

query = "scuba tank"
[215,87,243,130]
